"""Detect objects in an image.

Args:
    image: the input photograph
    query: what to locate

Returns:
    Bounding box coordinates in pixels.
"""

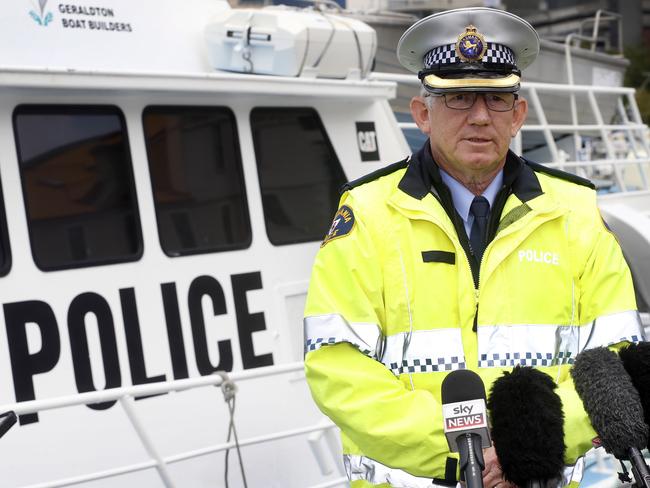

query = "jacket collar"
[397,141,544,205]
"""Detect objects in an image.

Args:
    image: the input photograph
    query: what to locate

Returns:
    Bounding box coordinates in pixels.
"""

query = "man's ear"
[511,96,528,137]
[410,96,432,136]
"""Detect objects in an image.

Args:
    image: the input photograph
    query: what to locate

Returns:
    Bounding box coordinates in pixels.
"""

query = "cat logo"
[356,121,380,161]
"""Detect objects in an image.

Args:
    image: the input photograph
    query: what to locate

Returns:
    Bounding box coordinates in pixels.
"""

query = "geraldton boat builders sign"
[30,0,133,31]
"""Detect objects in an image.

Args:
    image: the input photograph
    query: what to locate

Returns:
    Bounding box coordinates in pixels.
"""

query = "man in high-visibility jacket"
[304,7,645,488]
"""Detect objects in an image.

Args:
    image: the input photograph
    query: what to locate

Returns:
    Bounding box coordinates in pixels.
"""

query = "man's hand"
[482,446,518,488]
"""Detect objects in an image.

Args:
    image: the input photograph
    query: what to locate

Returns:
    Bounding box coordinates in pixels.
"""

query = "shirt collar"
[397,141,543,205]
[439,167,504,223]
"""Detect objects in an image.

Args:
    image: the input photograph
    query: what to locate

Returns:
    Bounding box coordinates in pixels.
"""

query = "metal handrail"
[370,72,650,192]
[1,362,303,414]
[369,72,638,94]
[564,10,623,168]
[577,9,623,54]
[1,362,342,488]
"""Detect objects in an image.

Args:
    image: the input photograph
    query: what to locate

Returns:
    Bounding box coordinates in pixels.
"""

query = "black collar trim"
[397,143,432,199]
[509,154,544,203]
[397,142,544,203]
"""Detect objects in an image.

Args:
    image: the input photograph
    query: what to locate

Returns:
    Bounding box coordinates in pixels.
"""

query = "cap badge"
[456,25,487,62]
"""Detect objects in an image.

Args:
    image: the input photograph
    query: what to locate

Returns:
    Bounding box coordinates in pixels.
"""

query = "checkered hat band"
[423,42,515,68]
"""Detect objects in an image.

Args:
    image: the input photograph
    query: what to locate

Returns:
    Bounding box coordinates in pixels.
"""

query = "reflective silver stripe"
[478,311,644,368]
[579,310,645,350]
[344,454,450,488]
[382,329,466,375]
[345,454,584,488]
[477,324,579,368]
[304,314,382,358]
[562,456,585,486]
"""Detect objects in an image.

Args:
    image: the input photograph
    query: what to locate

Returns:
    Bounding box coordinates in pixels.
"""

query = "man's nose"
[467,94,491,124]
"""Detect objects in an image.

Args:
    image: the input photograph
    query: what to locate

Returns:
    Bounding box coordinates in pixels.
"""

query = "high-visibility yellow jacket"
[304,144,644,488]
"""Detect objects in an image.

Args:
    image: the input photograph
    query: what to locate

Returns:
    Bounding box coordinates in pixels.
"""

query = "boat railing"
[2,320,649,488]
[370,72,650,194]
[573,9,623,55]
[0,362,345,488]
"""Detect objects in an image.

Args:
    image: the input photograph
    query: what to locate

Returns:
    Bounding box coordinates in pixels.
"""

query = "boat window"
[0,180,11,276]
[143,106,251,256]
[14,105,142,271]
[250,107,346,245]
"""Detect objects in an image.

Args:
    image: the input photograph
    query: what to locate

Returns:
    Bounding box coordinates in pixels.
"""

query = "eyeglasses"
[428,92,519,112]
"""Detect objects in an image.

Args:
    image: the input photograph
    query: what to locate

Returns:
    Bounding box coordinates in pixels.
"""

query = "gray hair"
[419,85,433,108]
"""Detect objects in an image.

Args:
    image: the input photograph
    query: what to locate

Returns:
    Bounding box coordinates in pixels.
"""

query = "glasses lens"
[441,92,516,111]
[444,92,476,110]
[484,92,516,112]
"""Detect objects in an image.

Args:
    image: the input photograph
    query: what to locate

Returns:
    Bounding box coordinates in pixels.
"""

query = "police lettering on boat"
[0,1,409,486]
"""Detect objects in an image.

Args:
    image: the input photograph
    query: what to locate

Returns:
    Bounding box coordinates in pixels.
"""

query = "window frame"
[0,174,12,277]
[250,106,346,247]
[142,105,252,257]
[13,104,144,271]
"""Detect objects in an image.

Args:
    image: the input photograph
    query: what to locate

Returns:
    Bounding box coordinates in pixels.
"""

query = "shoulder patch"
[523,159,595,190]
[321,205,355,247]
[339,157,410,194]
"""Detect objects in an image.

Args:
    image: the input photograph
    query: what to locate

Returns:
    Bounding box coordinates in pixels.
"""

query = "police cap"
[397,7,539,93]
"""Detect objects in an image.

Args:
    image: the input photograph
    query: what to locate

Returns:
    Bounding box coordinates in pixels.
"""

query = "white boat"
[0,1,648,487]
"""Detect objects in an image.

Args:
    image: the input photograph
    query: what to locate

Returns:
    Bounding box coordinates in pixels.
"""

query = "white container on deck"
[205,6,377,79]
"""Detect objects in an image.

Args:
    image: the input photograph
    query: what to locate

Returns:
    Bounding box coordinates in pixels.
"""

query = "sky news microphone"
[571,346,650,488]
[487,366,565,488]
[441,369,491,488]
[619,341,650,445]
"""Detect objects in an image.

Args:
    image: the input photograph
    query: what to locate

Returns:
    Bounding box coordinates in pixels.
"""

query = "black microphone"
[0,411,17,440]
[571,347,650,488]
[487,366,565,488]
[619,341,650,445]
[441,369,491,488]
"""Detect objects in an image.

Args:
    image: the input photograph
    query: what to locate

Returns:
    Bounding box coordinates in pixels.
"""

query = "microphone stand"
[457,433,485,488]
[628,447,650,488]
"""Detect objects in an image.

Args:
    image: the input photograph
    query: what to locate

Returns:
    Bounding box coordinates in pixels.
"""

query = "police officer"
[304,7,644,488]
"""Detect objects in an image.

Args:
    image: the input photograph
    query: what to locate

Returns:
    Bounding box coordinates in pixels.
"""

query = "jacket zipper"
[471,184,511,331]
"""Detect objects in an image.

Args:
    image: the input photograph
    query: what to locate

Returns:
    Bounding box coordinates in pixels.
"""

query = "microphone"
[571,347,650,488]
[619,341,650,444]
[0,411,17,440]
[441,369,491,488]
[487,366,565,488]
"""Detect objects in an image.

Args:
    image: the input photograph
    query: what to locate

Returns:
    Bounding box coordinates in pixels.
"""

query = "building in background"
[231,0,649,51]
[505,0,649,49]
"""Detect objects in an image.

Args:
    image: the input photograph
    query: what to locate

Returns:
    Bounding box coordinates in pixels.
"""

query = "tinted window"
[143,106,251,256]
[14,105,142,270]
[0,179,11,276]
[251,107,346,245]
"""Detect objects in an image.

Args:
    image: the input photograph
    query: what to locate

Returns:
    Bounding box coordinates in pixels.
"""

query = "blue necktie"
[470,196,490,264]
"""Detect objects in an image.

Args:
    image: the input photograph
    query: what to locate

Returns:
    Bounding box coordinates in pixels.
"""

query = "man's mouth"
[465,137,491,143]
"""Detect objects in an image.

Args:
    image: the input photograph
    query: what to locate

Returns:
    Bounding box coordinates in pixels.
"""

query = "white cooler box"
[204,6,377,79]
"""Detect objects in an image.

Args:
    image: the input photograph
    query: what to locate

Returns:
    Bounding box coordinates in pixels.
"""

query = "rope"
[218,373,248,488]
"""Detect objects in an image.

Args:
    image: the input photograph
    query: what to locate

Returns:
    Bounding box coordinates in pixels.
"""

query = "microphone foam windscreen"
[441,369,486,404]
[487,366,565,487]
[619,342,650,435]
[571,346,648,458]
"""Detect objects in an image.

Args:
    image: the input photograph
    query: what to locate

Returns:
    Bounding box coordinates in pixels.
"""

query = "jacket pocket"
[421,250,455,264]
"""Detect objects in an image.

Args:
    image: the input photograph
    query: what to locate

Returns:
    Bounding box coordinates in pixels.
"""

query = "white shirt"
[438,167,504,238]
